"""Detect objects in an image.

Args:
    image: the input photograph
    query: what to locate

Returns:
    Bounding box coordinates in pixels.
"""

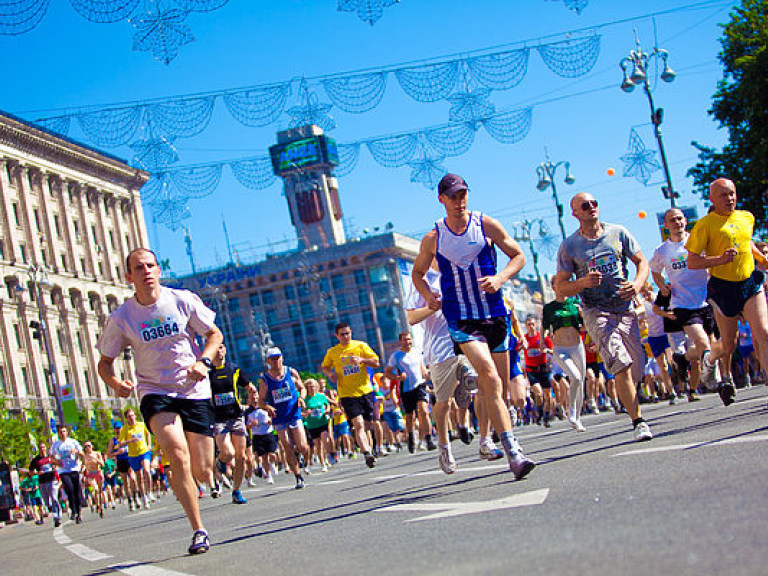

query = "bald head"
[709,178,737,215]
[570,192,599,225]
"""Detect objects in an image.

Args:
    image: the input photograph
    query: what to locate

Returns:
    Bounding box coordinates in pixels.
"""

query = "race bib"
[214,392,236,406]
[272,386,292,403]
[670,255,687,270]
[528,349,542,357]
[310,408,323,418]
[342,365,361,377]
[588,253,619,275]
[139,321,180,343]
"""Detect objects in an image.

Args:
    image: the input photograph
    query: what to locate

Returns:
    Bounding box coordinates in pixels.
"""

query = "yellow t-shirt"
[321,340,378,398]
[119,421,150,457]
[686,210,755,282]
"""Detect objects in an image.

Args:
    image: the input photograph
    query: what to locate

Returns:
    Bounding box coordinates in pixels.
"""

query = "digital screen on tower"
[269,135,339,175]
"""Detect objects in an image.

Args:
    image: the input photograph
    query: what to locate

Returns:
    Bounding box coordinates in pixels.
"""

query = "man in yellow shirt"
[118,407,153,509]
[687,178,768,405]
[321,322,380,468]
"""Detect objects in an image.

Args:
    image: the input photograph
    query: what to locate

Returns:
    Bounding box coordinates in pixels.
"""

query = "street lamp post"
[27,264,65,427]
[619,31,678,207]
[535,156,575,241]
[513,218,547,288]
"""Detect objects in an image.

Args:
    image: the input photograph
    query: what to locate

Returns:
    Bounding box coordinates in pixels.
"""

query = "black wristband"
[200,357,214,371]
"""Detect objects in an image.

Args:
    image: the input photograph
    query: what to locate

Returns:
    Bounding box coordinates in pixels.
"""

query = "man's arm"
[554,269,601,299]
[406,306,435,326]
[97,355,135,398]
[618,251,649,300]
[752,242,768,269]
[687,249,736,270]
[651,271,670,296]
[186,326,224,382]
[412,231,441,310]
[481,215,526,292]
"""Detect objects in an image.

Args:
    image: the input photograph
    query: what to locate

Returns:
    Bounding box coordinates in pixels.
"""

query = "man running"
[81,440,106,518]
[108,422,138,510]
[29,441,61,527]
[97,247,222,555]
[259,347,310,489]
[118,408,153,509]
[321,323,380,469]
[385,332,436,453]
[50,426,84,523]
[686,178,768,405]
[650,207,719,401]
[412,173,535,480]
[555,192,653,441]
[209,343,254,504]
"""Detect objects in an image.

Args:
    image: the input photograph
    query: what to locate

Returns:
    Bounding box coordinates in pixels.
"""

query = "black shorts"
[307,426,328,442]
[673,305,717,335]
[140,394,216,437]
[252,433,278,456]
[116,458,131,474]
[399,383,429,414]
[586,362,600,378]
[527,368,552,389]
[104,475,117,488]
[450,315,511,354]
[708,270,765,318]
[340,392,376,422]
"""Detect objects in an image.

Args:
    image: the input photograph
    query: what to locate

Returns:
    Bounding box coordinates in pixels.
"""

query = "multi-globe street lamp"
[535,157,575,241]
[619,33,678,207]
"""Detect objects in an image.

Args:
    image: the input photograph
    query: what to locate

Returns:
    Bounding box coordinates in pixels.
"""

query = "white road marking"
[65,543,113,562]
[114,563,194,576]
[612,434,768,457]
[374,463,507,481]
[53,526,72,544]
[377,488,549,522]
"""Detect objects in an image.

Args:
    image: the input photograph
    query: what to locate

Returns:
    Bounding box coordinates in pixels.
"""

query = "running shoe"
[700,350,716,386]
[365,453,377,468]
[210,481,222,499]
[188,530,209,555]
[220,475,232,489]
[478,442,504,461]
[231,490,247,504]
[295,476,305,490]
[247,477,257,487]
[425,434,437,451]
[407,432,416,454]
[717,381,736,406]
[458,426,474,445]
[438,445,457,475]
[418,441,428,452]
[266,473,275,485]
[321,463,328,473]
[633,421,653,442]
[54,518,61,528]
[568,415,586,432]
[75,514,82,524]
[508,454,536,481]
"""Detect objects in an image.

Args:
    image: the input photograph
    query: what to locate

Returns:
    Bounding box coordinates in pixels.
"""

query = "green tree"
[73,403,117,454]
[688,0,768,235]
[0,395,47,467]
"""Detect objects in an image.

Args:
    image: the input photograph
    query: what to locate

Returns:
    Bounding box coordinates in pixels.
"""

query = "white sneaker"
[700,350,716,387]
[247,477,257,487]
[478,442,504,461]
[438,445,457,475]
[321,463,328,473]
[569,415,586,432]
[634,421,653,442]
[266,474,275,485]
[508,453,536,481]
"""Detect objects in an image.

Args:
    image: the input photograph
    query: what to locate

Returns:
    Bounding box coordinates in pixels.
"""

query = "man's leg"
[150,412,210,532]
[230,435,247,492]
[743,293,768,375]
[276,429,300,475]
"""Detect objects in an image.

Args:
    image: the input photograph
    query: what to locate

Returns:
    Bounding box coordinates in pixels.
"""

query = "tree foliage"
[0,395,47,468]
[688,0,768,235]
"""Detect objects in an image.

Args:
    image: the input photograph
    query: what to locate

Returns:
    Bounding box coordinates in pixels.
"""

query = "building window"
[19,244,27,264]
[14,324,22,348]
[83,370,93,396]
[125,234,131,251]
[369,265,390,284]
[284,285,295,301]
[76,332,84,354]
[91,225,98,244]
[0,239,4,260]
[12,203,21,227]
[54,215,62,238]
[228,297,240,313]
[57,329,67,352]
[80,258,86,273]
[21,367,30,395]
[262,290,274,305]
[354,269,367,285]
[0,365,5,393]
[61,254,68,271]
[109,230,115,249]
[98,262,104,277]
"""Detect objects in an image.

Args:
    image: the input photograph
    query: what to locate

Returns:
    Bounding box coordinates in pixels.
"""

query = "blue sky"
[2,0,735,280]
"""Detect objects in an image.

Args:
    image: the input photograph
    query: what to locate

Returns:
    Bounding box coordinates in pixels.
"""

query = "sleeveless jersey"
[262,367,302,425]
[209,363,245,421]
[435,211,508,323]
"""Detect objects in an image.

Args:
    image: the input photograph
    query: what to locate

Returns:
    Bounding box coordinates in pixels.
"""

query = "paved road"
[3,387,767,576]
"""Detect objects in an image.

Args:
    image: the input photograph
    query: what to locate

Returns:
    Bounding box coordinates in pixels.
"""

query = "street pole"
[536,157,574,241]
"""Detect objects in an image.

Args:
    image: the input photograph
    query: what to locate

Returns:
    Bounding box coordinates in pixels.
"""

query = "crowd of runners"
[10,176,768,557]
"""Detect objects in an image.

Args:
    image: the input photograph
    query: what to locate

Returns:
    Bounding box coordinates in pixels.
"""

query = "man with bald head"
[686,178,768,406]
[555,193,653,441]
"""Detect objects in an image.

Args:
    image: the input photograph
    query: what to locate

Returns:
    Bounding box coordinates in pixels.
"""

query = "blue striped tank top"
[435,211,508,323]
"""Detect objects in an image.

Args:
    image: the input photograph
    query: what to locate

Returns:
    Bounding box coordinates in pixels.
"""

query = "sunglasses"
[580,199,598,210]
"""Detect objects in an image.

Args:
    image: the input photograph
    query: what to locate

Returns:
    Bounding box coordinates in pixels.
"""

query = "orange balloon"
[607,167,616,176]
[638,210,647,219]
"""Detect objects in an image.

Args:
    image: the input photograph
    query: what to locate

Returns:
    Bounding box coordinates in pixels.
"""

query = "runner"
[29,441,61,527]
[97,247,222,555]
[108,421,139,510]
[321,323,380,469]
[385,332,436,453]
[246,404,279,485]
[411,173,535,479]
[686,178,768,405]
[523,315,555,427]
[118,408,153,509]
[542,279,587,432]
[209,343,254,504]
[650,207,718,401]
[555,192,653,441]
[303,378,332,473]
[81,441,106,518]
[50,426,84,524]
[258,347,310,489]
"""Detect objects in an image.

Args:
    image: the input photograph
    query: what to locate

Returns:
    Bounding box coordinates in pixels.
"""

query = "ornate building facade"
[0,111,150,418]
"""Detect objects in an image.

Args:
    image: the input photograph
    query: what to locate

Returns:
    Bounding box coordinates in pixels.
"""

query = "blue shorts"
[128,451,152,472]
[740,344,754,358]
[647,334,670,358]
[274,417,304,432]
[449,315,511,354]
[708,270,765,318]
[598,362,615,381]
[509,335,523,378]
[382,411,405,432]
[333,422,350,437]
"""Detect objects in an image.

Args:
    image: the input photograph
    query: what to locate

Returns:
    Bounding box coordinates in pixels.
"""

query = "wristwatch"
[200,357,214,371]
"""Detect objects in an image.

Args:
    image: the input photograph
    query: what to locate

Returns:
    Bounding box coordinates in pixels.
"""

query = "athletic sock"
[499,430,520,459]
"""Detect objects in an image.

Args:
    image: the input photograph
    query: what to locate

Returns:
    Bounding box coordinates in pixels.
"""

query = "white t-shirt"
[51,438,82,473]
[649,236,708,310]
[406,269,454,368]
[97,287,217,400]
[642,300,666,338]
[246,407,274,436]
[386,349,426,393]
